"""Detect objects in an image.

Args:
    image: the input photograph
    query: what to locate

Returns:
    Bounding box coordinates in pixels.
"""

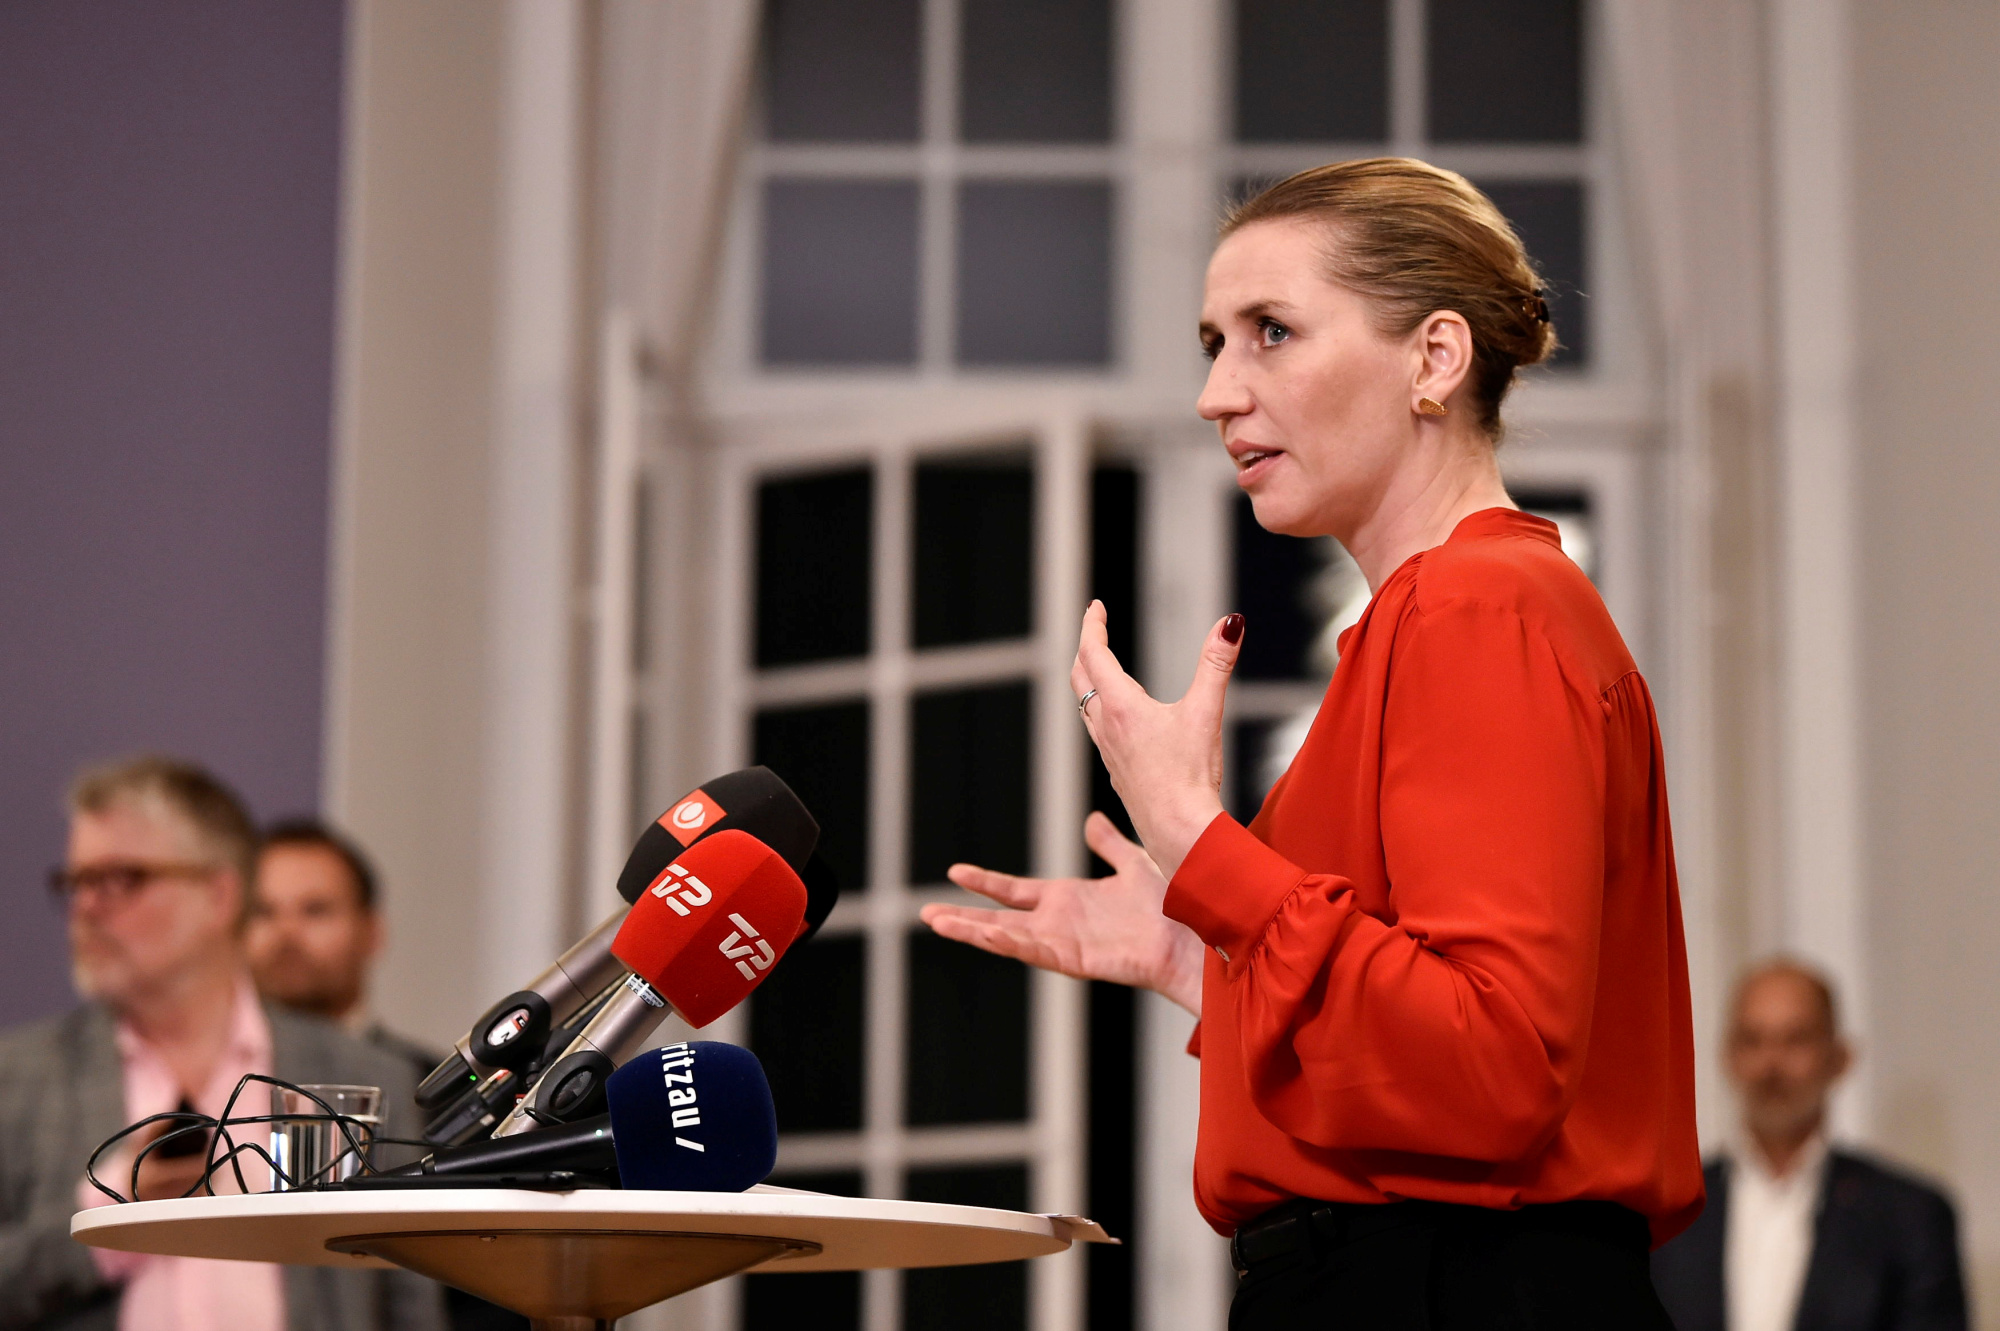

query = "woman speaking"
[921,159,1702,1328]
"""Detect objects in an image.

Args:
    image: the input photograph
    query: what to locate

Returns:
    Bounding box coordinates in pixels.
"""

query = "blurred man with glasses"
[0,756,442,1331]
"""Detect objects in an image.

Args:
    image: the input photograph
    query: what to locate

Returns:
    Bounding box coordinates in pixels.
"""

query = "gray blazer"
[0,1001,447,1331]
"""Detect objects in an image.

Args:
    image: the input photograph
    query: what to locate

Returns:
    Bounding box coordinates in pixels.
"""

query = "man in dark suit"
[1651,960,1967,1331]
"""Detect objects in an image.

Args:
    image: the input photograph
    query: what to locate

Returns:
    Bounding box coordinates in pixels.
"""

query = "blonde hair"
[1223,158,1557,436]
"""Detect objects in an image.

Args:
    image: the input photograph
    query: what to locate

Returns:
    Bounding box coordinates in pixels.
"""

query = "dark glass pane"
[908,682,1031,884]
[1232,494,1330,680]
[743,1267,859,1331]
[912,455,1033,648]
[1088,980,1136,1330]
[1230,717,1281,821]
[742,1170,865,1330]
[1234,0,1389,142]
[769,1169,866,1196]
[1427,0,1582,143]
[956,181,1113,367]
[905,1161,1030,1208]
[1512,486,1596,582]
[1090,465,1141,670]
[1088,465,1140,875]
[961,0,1112,143]
[763,0,920,142]
[749,934,866,1133]
[906,931,1029,1125]
[762,179,919,366]
[754,699,871,892]
[756,469,873,666]
[904,1165,1031,1331]
[1479,179,1587,367]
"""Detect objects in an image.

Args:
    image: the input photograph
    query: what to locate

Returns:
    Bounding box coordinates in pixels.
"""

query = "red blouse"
[1163,508,1703,1246]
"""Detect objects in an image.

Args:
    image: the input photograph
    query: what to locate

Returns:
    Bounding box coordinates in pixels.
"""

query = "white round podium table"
[72,1185,1114,1330]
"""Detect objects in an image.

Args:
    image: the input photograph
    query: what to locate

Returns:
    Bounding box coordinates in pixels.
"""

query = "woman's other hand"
[1073,600,1241,879]
[919,812,1204,1016]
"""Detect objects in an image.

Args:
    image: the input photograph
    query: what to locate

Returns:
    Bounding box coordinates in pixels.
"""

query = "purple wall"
[0,2,346,1021]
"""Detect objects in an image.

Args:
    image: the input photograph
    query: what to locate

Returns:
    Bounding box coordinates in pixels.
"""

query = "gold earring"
[1417,397,1448,416]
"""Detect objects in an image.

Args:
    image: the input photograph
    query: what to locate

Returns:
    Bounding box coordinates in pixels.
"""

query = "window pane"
[908,682,1031,883]
[743,1269,859,1331]
[754,699,871,893]
[904,1165,1030,1331]
[762,179,919,366]
[1232,494,1336,680]
[1427,0,1582,143]
[763,0,920,143]
[769,1169,866,1196]
[755,469,873,666]
[1090,465,1141,669]
[912,454,1033,648]
[956,181,1113,367]
[1230,717,1282,821]
[960,0,1112,143]
[1478,179,1587,367]
[749,933,866,1133]
[1087,980,1136,1331]
[1088,465,1141,874]
[906,931,1029,1125]
[1512,486,1597,582]
[741,1170,865,1330]
[1234,0,1389,142]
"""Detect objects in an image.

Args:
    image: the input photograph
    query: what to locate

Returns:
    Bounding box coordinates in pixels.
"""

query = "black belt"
[1228,1198,1649,1277]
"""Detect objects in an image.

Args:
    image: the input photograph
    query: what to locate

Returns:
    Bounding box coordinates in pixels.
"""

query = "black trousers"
[1228,1199,1676,1330]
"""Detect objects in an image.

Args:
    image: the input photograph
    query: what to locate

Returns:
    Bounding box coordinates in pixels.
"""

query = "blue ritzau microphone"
[606,1040,777,1191]
[394,1041,777,1193]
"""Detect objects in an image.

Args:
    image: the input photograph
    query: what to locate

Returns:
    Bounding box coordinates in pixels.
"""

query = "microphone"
[398,1042,777,1192]
[414,766,822,1115]
[617,767,819,904]
[489,829,807,1135]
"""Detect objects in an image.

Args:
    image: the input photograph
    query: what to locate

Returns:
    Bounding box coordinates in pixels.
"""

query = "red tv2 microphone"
[490,829,807,1135]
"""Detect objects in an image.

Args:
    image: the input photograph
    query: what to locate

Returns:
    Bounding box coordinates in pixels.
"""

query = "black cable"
[87,1073,397,1204]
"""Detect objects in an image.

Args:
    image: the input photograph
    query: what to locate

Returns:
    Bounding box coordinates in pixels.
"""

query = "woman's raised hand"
[919,812,1204,1016]
[1073,600,1241,879]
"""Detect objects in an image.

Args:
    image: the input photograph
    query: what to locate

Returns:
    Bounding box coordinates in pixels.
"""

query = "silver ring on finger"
[1077,688,1099,718]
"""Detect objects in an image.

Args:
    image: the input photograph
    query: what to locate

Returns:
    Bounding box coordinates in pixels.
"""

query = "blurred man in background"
[247,821,438,1084]
[1652,959,1967,1331]
[0,755,442,1331]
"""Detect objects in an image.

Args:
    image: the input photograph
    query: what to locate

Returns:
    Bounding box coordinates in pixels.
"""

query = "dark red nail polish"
[1221,613,1245,644]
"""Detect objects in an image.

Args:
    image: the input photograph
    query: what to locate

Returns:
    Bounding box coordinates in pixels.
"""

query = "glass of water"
[269,1084,382,1191]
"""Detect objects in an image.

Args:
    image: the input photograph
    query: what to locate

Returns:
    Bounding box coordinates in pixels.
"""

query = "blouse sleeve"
[1161,596,1608,1161]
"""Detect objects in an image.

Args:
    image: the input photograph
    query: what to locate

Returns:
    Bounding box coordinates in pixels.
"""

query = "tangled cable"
[85,1073,424,1204]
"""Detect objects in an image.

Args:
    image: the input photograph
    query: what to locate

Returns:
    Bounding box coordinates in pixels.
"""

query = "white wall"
[328,0,587,1048]
[327,0,509,1048]
[1852,1,2000,1319]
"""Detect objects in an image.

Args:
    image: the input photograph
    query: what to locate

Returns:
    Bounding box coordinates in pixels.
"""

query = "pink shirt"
[75,976,286,1331]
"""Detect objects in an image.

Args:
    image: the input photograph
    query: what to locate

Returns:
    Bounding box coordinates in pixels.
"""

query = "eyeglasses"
[48,862,217,907]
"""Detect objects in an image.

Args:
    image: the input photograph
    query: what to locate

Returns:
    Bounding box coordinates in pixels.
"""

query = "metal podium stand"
[72,1185,1114,1331]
